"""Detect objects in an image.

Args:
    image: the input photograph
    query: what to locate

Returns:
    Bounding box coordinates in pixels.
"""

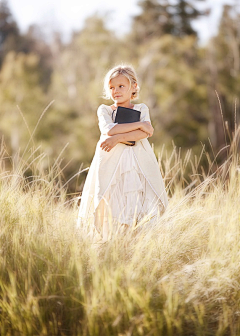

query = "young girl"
[76,65,168,241]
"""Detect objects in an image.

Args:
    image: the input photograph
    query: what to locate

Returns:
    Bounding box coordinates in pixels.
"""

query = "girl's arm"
[107,122,141,135]
[117,129,148,142]
[107,121,153,136]
[100,130,148,152]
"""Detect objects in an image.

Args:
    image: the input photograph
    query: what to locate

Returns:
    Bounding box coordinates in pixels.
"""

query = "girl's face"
[109,74,137,105]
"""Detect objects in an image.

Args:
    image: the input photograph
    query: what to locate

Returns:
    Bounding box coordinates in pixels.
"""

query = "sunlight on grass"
[0,124,239,335]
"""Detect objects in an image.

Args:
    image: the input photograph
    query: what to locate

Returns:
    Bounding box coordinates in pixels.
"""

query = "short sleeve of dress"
[97,104,118,135]
[140,103,151,123]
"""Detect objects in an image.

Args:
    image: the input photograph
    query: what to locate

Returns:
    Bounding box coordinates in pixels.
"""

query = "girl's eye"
[119,85,124,88]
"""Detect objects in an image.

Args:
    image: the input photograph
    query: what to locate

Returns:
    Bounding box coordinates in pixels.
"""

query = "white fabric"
[94,146,164,241]
[104,146,163,224]
[76,103,168,237]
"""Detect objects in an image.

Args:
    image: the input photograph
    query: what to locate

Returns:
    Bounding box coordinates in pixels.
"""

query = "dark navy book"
[114,106,141,146]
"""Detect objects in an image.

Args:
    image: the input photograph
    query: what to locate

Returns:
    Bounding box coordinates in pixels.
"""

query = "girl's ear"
[132,83,137,91]
[131,82,138,98]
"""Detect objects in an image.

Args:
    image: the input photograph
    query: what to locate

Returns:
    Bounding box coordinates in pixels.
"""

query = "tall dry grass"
[0,114,239,335]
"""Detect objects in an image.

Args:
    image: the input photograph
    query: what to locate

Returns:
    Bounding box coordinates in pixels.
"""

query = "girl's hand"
[100,135,120,152]
[140,121,154,137]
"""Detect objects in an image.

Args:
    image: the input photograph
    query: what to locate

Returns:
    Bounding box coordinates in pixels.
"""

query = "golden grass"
[0,126,239,336]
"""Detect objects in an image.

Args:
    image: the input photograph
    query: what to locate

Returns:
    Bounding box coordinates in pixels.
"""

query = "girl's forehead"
[109,74,129,85]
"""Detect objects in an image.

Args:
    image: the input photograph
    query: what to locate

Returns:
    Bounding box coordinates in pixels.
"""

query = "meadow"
[0,126,239,336]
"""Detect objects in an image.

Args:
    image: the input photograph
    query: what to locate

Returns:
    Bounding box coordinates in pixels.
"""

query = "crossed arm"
[100,121,154,152]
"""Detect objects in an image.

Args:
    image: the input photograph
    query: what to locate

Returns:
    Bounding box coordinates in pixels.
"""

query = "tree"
[20,24,54,91]
[130,0,173,43]
[170,0,209,37]
[136,34,209,154]
[130,0,209,43]
[206,5,240,152]
[0,0,20,67]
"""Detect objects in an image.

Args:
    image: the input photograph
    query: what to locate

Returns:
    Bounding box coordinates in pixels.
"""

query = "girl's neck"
[113,102,134,109]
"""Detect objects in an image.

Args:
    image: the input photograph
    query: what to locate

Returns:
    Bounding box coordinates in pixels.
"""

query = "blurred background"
[0,0,239,194]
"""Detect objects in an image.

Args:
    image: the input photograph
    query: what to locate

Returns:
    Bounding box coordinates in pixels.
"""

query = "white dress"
[77,103,168,241]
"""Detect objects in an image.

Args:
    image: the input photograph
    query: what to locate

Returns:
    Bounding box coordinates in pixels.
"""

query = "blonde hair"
[103,64,140,100]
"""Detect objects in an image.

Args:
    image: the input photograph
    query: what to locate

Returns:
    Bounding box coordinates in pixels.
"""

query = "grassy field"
[0,129,239,336]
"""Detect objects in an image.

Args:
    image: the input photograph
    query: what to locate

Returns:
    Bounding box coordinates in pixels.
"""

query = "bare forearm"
[116,130,148,142]
[107,122,142,136]
[100,130,149,152]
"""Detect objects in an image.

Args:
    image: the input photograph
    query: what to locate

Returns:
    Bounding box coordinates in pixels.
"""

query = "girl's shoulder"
[134,103,149,111]
[97,104,111,116]
[99,104,111,109]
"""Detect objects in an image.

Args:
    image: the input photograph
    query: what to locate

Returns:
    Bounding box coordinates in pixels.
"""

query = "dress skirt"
[93,146,164,240]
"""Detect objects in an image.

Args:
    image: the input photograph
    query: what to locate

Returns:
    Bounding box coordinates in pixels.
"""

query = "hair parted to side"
[103,64,140,101]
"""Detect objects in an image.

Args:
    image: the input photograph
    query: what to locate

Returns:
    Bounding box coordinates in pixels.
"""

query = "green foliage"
[0,51,46,156]
[135,35,209,154]
[0,2,239,194]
